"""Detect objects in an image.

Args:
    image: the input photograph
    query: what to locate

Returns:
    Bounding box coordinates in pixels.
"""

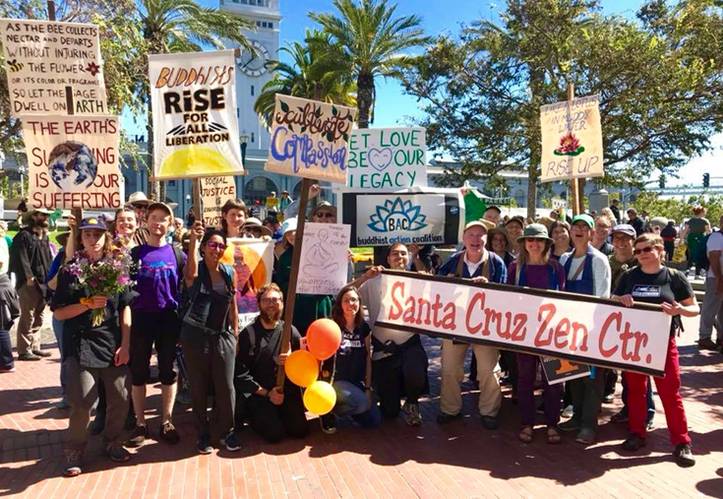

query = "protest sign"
[227,237,274,327]
[346,127,427,190]
[340,188,463,247]
[149,50,243,179]
[541,357,590,385]
[200,176,236,227]
[0,18,107,115]
[21,115,123,210]
[540,94,603,182]
[266,95,356,184]
[376,270,671,376]
[297,223,351,295]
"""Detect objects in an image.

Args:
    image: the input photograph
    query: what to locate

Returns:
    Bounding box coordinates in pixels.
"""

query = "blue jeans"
[52,317,67,399]
[333,380,381,427]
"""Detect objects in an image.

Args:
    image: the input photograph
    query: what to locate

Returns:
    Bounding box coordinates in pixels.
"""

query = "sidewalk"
[0,313,721,498]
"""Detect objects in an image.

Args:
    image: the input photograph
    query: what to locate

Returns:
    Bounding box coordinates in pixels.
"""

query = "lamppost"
[18,166,27,198]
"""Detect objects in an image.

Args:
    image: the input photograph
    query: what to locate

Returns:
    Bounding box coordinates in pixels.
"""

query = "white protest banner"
[540,94,603,183]
[346,127,427,190]
[21,115,122,210]
[376,271,671,376]
[340,187,463,247]
[200,176,236,227]
[226,238,274,327]
[266,95,356,184]
[149,50,243,179]
[297,223,351,295]
[0,18,107,115]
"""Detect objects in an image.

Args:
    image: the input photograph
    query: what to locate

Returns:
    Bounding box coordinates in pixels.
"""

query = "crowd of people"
[0,189,719,478]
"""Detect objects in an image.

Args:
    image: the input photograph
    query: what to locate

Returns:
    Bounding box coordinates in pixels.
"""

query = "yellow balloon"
[284,350,319,388]
[303,381,337,415]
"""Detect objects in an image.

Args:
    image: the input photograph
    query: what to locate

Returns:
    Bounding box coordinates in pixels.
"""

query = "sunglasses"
[633,246,655,255]
[206,242,227,251]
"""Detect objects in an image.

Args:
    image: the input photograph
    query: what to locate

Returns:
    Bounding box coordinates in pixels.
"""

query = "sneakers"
[558,418,581,432]
[0,365,16,372]
[126,424,149,447]
[32,349,52,358]
[436,412,462,424]
[320,414,337,434]
[575,427,596,445]
[561,404,574,419]
[673,443,695,467]
[621,434,647,451]
[197,434,213,454]
[17,352,41,361]
[160,421,180,444]
[480,415,499,430]
[105,444,131,463]
[697,338,719,351]
[63,449,83,477]
[610,410,628,423]
[402,402,422,426]
[603,394,615,404]
[221,432,242,452]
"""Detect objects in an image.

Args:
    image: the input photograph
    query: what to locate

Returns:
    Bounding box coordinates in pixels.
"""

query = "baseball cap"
[464,219,496,233]
[571,214,594,229]
[147,202,174,219]
[78,217,107,231]
[610,224,636,238]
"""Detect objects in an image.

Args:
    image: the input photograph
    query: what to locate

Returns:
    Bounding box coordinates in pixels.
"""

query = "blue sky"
[163,0,720,187]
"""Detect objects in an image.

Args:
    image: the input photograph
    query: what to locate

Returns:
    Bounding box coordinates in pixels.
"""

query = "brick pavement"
[0,314,721,498]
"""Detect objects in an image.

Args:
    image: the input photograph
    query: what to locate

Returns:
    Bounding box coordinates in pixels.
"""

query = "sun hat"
[571,214,594,229]
[281,217,298,235]
[127,191,151,207]
[32,207,53,215]
[311,201,336,217]
[517,223,553,243]
[464,219,496,233]
[243,217,273,237]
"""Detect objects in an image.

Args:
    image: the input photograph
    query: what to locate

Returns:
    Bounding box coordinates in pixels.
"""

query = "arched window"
[244,176,278,205]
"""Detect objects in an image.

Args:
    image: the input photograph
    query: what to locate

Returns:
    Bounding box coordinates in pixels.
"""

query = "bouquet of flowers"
[65,243,136,327]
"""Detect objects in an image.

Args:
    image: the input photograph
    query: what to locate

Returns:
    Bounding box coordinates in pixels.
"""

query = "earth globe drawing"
[48,141,98,189]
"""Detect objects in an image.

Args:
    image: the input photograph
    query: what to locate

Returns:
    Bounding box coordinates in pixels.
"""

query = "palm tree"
[310,0,429,128]
[254,30,356,125]
[138,0,255,197]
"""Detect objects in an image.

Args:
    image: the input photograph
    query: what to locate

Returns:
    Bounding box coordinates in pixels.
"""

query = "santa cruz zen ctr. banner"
[376,271,671,376]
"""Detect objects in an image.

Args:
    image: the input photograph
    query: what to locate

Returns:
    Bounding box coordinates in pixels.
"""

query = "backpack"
[699,233,713,270]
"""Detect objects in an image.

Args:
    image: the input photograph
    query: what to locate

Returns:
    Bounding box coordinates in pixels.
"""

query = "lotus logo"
[368,197,427,233]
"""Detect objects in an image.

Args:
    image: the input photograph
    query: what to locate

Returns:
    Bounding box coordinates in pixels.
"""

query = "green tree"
[401,0,722,218]
[254,30,356,124]
[310,0,429,128]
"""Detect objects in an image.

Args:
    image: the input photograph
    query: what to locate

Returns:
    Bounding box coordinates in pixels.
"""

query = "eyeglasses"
[343,296,359,304]
[206,242,227,251]
[633,246,655,255]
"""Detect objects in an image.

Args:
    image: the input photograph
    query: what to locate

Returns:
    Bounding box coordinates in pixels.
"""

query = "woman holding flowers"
[51,217,136,477]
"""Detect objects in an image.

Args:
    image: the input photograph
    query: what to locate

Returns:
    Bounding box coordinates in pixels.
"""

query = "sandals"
[518,425,534,443]
[547,426,562,444]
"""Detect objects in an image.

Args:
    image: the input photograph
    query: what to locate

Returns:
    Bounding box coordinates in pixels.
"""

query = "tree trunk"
[356,71,374,129]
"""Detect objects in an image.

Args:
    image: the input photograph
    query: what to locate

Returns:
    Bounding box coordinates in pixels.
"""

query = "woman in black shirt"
[612,233,698,467]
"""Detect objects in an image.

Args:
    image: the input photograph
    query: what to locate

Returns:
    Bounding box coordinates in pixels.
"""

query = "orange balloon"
[284,350,319,388]
[220,245,234,265]
[306,318,342,360]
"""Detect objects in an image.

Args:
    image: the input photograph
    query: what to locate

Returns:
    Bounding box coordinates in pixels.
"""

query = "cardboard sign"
[149,50,243,179]
[297,223,351,295]
[21,115,123,210]
[340,188,463,247]
[541,356,590,385]
[540,95,603,182]
[227,237,274,324]
[200,176,236,227]
[266,95,356,184]
[0,18,107,115]
[346,127,427,190]
[375,270,671,376]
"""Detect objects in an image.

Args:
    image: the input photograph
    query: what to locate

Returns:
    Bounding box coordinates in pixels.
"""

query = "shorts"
[130,309,180,386]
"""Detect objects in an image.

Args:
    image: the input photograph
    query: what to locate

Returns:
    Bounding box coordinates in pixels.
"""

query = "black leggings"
[372,336,429,418]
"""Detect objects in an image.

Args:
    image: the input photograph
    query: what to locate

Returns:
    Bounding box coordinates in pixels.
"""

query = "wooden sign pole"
[567,83,581,216]
[192,178,202,222]
[275,177,313,387]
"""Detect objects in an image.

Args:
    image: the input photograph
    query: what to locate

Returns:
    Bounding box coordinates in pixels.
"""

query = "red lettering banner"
[376,270,671,376]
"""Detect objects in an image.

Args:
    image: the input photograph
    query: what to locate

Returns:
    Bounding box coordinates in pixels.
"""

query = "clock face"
[238,40,270,77]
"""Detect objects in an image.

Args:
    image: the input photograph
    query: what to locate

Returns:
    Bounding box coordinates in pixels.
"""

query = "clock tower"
[220,0,286,203]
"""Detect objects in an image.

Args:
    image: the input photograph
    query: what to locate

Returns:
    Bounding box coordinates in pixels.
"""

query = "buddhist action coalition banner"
[0,18,107,115]
[200,176,236,227]
[266,95,356,184]
[22,116,123,210]
[149,50,243,179]
[540,95,603,183]
[376,271,671,376]
[346,127,427,190]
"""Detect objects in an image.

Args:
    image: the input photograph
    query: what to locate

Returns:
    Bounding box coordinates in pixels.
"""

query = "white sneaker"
[561,404,574,419]
[402,401,422,426]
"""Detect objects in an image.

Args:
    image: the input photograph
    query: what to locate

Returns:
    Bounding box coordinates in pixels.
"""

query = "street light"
[18,166,27,198]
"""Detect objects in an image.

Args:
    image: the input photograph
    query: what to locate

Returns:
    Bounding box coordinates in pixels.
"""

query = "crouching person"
[181,224,240,454]
[234,284,309,443]
[51,219,134,477]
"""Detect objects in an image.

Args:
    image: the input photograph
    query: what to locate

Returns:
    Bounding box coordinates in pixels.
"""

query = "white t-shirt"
[359,274,414,359]
[559,245,612,299]
[0,237,8,275]
[707,231,723,272]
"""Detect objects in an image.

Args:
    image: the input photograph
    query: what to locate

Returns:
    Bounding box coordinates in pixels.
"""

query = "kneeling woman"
[182,223,240,454]
[320,285,381,433]
[612,233,698,467]
[507,224,566,444]
[51,218,134,477]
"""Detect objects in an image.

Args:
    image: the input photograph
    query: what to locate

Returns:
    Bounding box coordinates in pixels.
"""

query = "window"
[251,85,254,96]
[168,180,177,187]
